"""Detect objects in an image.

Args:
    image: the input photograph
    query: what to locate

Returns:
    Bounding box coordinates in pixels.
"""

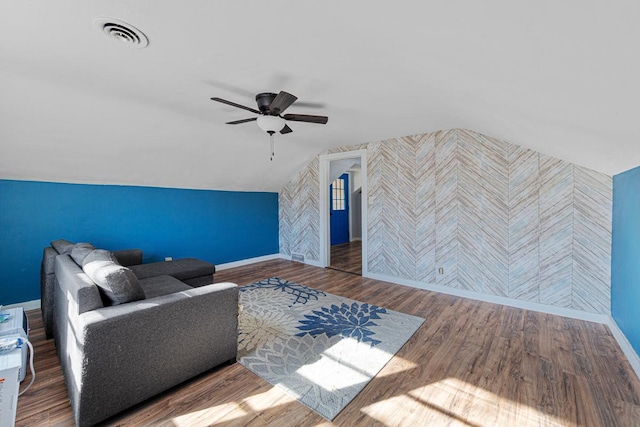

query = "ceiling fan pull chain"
[270,133,275,161]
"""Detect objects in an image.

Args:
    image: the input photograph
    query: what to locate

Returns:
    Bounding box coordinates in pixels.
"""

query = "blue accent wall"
[612,166,640,356]
[0,179,279,305]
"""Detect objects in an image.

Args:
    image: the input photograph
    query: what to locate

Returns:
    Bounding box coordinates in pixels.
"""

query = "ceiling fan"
[211,91,328,160]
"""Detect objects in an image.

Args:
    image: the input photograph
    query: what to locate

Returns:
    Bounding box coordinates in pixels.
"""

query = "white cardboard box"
[0,308,28,382]
[0,346,22,427]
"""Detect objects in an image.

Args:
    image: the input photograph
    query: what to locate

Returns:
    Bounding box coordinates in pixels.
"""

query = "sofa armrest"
[41,246,61,339]
[71,283,238,426]
[112,248,143,266]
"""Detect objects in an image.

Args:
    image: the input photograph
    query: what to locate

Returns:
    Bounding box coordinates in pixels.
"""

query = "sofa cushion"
[70,243,96,266]
[82,250,145,305]
[82,249,118,266]
[56,255,105,314]
[51,239,75,254]
[130,258,214,281]
[183,275,214,287]
[112,249,143,267]
[138,275,193,299]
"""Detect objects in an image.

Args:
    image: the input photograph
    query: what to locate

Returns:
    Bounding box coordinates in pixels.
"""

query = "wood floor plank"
[329,241,362,275]
[13,259,640,426]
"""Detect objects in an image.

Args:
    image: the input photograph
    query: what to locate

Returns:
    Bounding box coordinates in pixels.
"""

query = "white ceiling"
[1,1,639,192]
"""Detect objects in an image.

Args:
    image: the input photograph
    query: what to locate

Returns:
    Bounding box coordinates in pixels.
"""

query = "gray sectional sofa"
[44,240,238,427]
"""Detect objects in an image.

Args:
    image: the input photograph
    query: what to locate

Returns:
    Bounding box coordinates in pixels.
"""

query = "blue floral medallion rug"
[237,277,425,420]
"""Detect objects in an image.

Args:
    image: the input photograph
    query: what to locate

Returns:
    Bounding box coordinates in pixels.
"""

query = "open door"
[330,173,350,245]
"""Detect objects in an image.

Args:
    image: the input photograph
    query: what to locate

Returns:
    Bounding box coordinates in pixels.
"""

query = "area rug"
[237,277,424,420]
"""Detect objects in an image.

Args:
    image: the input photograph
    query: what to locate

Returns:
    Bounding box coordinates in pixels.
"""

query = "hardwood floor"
[329,241,362,275]
[16,259,640,426]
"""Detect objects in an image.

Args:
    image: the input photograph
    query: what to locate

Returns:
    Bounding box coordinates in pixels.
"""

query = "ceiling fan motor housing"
[256,92,278,114]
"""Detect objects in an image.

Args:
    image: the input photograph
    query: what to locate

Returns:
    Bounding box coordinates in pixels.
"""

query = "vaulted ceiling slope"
[1,2,639,192]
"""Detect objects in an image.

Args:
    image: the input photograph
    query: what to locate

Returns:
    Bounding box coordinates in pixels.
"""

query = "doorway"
[319,150,368,276]
[329,171,361,274]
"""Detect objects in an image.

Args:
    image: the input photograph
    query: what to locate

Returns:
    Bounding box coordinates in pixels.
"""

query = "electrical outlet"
[165,257,173,262]
[438,267,444,275]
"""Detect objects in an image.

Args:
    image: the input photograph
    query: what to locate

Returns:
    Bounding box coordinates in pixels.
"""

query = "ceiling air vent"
[93,18,149,49]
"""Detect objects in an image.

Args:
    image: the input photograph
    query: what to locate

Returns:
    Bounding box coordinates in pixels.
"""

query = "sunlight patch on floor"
[295,337,413,392]
[361,377,568,427]
[171,387,297,426]
[295,338,369,391]
[376,354,419,378]
[242,387,296,412]
[170,402,247,427]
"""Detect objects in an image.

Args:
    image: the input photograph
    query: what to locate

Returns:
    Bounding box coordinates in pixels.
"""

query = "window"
[332,178,345,211]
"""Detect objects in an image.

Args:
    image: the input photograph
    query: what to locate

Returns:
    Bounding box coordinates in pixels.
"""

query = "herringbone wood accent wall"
[279,130,612,314]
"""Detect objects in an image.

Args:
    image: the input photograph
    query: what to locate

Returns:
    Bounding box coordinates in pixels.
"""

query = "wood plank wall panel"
[398,136,422,280]
[279,181,294,256]
[278,129,612,314]
[539,154,575,308]
[367,140,400,277]
[478,133,510,295]
[508,145,540,302]
[396,137,419,280]
[414,133,437,283]
[279,158,320,261]
[434,130,459,288]
[457,130,509,296]
[457,131,486,293]
[369,134,439,283]
[572,165,612,312]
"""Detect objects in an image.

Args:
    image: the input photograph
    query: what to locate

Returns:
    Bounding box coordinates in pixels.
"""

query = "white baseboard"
[3,299,40,311]
[605,317,640,381]
[365,272,610,324]
[216,254,283,271]
[292,256,323,267]
[274,252,324,267]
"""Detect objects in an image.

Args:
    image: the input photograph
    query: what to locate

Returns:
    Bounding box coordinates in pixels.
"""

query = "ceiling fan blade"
[280,124,293,134]
[269,91,298,115]
[282,113,328,124]
[211,97,261,115]
[225,117,258,125]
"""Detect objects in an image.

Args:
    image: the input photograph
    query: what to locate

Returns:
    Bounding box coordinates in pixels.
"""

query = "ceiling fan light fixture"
[256,115,285,134]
